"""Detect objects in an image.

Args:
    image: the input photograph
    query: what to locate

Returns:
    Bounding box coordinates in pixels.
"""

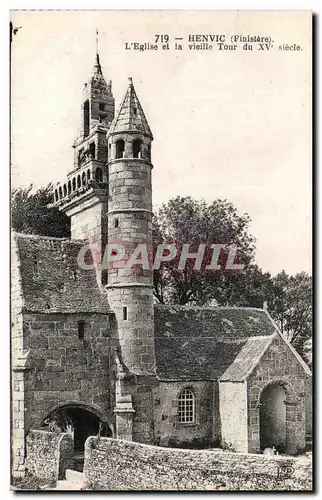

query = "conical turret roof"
[109,78,153,139]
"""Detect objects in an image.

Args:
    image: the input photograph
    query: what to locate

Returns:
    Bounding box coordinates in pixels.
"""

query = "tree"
[268,271,312,363]
[153,196,256,305]
[11,184,70,238]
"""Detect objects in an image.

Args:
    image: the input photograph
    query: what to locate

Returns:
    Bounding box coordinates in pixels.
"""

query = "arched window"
[95,167,103,183]
[72,178,76,192]
[54,189,58,202]
[115,139,125,159]
[67,181,71,195]
[82,172,86,186]
[58,186,63,199]
[178,389,195,424]
[87,169,91,182]
[133,139,142,159]
[63,184,67,197]
[77,175,81,188]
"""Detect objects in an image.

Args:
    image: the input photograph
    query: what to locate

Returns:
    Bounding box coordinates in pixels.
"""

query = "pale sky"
[10,10,312,275]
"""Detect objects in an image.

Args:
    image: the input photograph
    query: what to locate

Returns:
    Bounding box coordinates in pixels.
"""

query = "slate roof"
[108,78,153,138]
[12,232,110,314]
[154,305,279,381]
[219,336,275,382]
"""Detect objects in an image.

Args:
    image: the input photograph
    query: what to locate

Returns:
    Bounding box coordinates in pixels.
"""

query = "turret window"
[63,184,67,197]
[67,181,71,195]
[123,307,127,321]
[116,140,125,159]
[77,175,81,188]
[83,100,89,137]
[72,178,76,192]
[114,218,119,228]
[133,139,142,159]
[82,172,87,186]
[95,167,103,183]
[89,142,96,159]
[78,320,85,340]
[87,169,91,182]
[58,186,63,199]
[54,189,58,202]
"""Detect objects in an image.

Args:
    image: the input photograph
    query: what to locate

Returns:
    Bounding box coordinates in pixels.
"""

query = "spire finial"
[96,29,99,55]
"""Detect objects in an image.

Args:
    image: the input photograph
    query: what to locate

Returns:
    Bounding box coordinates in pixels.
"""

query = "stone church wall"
[158,381,214,448]
[219,381,248,453]
[22,312,115,431]
[83,437,312,491]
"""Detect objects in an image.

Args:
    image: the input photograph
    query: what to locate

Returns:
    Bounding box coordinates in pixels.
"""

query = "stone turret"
[107,77,157,443]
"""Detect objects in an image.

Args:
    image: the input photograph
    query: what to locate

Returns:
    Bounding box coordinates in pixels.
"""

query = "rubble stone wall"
[83,437,312,491]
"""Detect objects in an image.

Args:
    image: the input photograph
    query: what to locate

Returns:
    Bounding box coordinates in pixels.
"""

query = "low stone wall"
[26,430,73,484]
[83,438,312,491]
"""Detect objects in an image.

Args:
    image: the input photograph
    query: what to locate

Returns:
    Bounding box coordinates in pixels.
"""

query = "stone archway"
[42,403,113,469]
[256,379,305,455]
[259,383,287,452]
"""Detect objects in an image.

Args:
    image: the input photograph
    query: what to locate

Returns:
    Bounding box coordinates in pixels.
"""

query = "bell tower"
[107,78,157,443]
[53,46,115,284]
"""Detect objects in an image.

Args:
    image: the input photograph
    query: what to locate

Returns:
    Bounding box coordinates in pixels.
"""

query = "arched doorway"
[42,404,112,470]
[260,383,287,453]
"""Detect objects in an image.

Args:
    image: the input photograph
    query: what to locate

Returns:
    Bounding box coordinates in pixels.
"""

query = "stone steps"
[55,469,85,491]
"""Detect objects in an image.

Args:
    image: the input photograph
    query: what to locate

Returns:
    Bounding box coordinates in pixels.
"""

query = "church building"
[11,49,312,477]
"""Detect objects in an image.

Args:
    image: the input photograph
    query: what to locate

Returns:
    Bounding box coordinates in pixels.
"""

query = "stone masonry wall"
[158,381,215,448]
[11,234,26,476]
[22,312,114,432]
[219,381,248,453]
[247,335,308,454]
[26,430,73,484]
[83,438,312,491]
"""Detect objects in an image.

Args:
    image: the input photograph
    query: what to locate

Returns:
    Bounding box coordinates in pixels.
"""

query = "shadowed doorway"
[43,405,112,470]
[260,383,287,453]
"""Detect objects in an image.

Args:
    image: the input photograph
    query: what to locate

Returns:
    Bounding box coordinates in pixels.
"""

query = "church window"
[95,167,103,183]
[82,172,86,186]
[83,100,90,137]
[67,181,71,195]
[123,307,127,321]
[77,175,81,188]
[133,139,142,159]
[78,320,85,340]
[115,139,125,159]
[99,102,105,111]
[63,184,67,197]
[58,186,63,199]
[178,389,196,424]
[114,218,119,228]
[72,178,76,191]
